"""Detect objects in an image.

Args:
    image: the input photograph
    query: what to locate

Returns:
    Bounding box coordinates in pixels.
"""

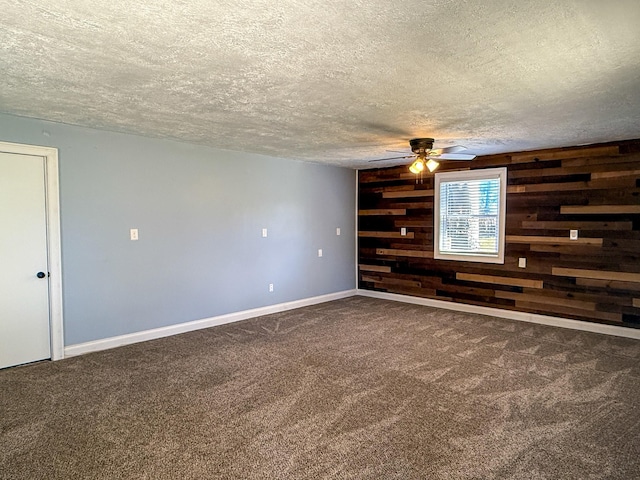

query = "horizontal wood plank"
[588,177,638,189]
[576,278,640,292]
[508,161,632,179]
[552,267,640,283]
[529,244,603,255]
[374,285,441,299]
[376,248,433,258]
[560,205,640,215]
[394,220,432,227]
[507,181,588,194]
[387,202,432,209]
[358,264,392,273]
[456,272,543,289]
[358,209,406,216]
[359,231,415,239]
[361,274,381,283]
[520,221,632,230]
[562,153,640,167]
[510,146,619,163]
[520,287,632,306]
[372,277,422,288]
[382,189,434,198]
[495,291,596,310]
[506,235,603,246]
[506,213,538,224]
[591,169,640,179]
[380,185,418,192]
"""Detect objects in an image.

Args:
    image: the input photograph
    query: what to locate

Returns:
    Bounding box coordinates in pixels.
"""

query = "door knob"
[36,272,47,279]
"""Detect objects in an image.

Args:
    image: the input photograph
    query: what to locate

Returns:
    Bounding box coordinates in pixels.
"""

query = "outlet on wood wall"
[358,139,640,328]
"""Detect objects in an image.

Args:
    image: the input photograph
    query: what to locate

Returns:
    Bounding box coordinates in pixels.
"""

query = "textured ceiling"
[1,0,640,168]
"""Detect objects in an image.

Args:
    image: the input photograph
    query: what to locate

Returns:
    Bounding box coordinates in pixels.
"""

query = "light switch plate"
[401,227,407,236]
[318,249,323,257]
[518,257,526,268]
[336,227,341,236]
[570,229,578,240]
[262,228,268,238]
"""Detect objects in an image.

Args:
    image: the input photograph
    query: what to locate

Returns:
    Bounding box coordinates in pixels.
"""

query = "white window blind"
[434,167,506,263]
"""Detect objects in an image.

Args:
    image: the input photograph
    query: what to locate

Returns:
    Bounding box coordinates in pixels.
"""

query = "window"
[434,167,507,264]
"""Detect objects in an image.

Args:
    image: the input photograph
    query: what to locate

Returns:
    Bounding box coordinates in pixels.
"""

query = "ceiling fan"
[369,138,476,174]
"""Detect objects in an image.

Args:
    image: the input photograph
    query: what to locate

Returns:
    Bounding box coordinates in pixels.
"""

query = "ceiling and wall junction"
[1,1,639,167]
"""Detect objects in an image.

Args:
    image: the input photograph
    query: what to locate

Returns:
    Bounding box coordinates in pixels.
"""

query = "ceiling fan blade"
[430,145,468,156]
[365,139,475,165]
[441,145,468,154]
[428,153,476,161]
[368,155,415,163]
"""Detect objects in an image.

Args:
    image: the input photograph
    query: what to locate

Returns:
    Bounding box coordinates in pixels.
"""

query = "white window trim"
[434,167,507,264]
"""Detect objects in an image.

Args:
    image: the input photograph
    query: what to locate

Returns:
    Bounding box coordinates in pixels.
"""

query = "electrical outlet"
[130,228,138,241]
[570,229,578,240]
[269,283,274,292]
[401,227,407,236]
[318,249,323,257]
[518,257,526,268]
[262,228,268,238]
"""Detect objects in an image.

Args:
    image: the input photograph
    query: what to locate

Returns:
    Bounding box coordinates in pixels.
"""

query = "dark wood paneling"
[359,231,416,239]
[358,139,640,328]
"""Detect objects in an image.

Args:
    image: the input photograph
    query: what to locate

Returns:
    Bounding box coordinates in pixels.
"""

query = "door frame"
[0,140,64,361]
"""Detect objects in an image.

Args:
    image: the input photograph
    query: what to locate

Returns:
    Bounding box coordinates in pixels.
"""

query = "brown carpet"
[1,296,639,479]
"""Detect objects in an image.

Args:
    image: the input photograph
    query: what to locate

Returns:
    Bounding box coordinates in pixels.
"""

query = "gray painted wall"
[0,113,356,345]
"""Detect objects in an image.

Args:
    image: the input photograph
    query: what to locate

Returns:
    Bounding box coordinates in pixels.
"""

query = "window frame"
[433,167,507,264]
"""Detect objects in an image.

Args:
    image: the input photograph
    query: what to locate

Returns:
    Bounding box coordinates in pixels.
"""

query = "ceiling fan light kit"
[426,158,440,172]
[409,157,440,175]
[409,158,425,174]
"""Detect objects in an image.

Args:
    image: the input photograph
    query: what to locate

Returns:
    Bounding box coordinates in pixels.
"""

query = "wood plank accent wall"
[358,139,640,328]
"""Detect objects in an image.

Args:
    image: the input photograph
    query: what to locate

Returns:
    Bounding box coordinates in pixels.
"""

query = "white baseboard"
[63,288,639,358]
[65,289,358,358]
[358,289,640,340]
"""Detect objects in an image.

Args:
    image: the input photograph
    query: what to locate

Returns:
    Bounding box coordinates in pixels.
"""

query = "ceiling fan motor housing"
[410,138,435,154]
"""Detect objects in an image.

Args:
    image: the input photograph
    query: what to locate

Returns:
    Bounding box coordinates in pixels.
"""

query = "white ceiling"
[2,0,640,168]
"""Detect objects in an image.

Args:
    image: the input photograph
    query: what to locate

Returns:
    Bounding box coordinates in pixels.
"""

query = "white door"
[0,151,51,368]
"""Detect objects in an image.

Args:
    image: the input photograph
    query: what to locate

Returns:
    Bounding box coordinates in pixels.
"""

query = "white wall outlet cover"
[518,257,526,268]
[336,227,341,236]
[269,283,273,292]
[570,229,578,240]
[318,249,323,257]
[401,227,407,236]
[130,228,138,241]
[262,228,268,237]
